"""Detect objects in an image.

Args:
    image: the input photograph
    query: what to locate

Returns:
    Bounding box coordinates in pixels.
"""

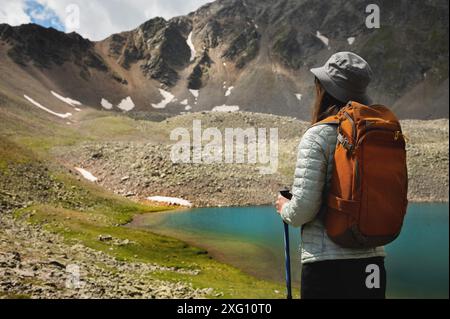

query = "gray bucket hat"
[310,52,373,105]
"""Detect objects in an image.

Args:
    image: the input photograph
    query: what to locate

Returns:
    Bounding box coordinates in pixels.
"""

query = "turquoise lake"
[131,203,449,298]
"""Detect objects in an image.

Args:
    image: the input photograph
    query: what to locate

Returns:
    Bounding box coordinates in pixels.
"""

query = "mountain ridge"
[0,0,448,120]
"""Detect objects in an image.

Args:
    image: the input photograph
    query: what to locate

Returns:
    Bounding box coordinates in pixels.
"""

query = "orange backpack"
[316,101,408,248]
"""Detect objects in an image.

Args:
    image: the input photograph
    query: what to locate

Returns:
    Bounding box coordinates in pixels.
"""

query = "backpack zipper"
[357,126,403,146]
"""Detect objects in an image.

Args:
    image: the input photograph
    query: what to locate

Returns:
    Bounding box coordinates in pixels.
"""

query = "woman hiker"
[275,52,387,299]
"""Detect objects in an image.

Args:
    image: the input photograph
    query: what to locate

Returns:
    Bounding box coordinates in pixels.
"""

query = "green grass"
[0,292,31,299]
[16,203,287,298]
[78,114,143,139]
[0,92,87,153]
[0,138,32,171]
[16,134,84,153]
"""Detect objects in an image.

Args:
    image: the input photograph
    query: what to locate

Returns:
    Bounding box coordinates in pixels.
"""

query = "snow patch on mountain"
[101,98,113,110]
[151,89,174,109]
[225,86,234,97]
[74,167,98,182]
[51,91,81,108]
[24,95,72,119]
[316,31,330,48]
[147,196,192,207]
[189,89,199,98]
[212,105,240,112]
[117,96,135,111]
[187,32,196,62]
[189,89,199,105]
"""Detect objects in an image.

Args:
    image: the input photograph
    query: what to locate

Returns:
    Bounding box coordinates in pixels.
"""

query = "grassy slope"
[0,92,286,299]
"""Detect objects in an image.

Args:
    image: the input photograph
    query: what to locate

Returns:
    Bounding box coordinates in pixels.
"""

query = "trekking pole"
[283,221,292,299]
[279,189,293,299]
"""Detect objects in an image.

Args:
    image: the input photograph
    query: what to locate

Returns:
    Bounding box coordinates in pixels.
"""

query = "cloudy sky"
[0,0,212,41]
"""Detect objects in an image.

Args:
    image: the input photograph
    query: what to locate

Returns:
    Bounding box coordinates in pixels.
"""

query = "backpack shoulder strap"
[310,115,340,128]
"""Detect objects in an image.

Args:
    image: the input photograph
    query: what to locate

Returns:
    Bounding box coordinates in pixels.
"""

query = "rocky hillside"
[0,212,211,299]
[0,136,282,298]
[0,0,448,120]
[0,138,206,299]
[54,112,449,207]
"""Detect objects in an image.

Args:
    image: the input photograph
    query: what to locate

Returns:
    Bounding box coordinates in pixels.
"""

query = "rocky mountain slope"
[0,0,448,120]
[54,112,449,206]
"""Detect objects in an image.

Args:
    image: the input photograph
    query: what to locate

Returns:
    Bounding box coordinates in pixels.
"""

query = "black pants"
[301,257,386,299]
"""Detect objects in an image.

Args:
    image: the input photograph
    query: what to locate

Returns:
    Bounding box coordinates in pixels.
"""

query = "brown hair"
[311,78,347,124]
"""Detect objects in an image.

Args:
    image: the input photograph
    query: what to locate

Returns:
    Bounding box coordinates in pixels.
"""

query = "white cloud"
[0,1,31,25]
[27,3,54,21]
[0,0,212,41]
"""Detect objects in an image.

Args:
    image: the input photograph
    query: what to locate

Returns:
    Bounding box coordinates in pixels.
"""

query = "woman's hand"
[275,195,290,214]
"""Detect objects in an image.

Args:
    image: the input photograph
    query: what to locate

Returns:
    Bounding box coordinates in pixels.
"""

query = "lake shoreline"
[135,198,449,211]
[128,210,295,286]
[129,203,449,298]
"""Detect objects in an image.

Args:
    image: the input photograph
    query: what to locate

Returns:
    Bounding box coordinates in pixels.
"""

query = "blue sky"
[0,0,211,40]
[24,0,65,32]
